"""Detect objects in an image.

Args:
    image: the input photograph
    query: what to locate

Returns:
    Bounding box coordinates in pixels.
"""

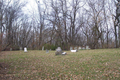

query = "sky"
[22,0,37,15]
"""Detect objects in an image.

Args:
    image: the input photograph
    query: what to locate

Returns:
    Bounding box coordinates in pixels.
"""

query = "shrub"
[44,44,57,50]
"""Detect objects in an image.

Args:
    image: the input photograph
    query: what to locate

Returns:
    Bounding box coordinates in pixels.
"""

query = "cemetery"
[0,0,120,80]
[0,49,120,80]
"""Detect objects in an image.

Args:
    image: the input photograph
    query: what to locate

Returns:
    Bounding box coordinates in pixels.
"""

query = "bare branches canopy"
[0,0,119,51]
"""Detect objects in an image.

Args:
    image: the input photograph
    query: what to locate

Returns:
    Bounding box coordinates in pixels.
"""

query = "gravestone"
[42,46,44,51]
[70,47,73,50]
[10,48,12,51]
[71,50,77,52]
[82,47,85,50]
[74,47,77,50]
[86,46,90,50]
[62,52,67,55]
[46,49,49,53]
[74,47,78,52]
[55,47,63,55]
[79,47,81,50]
[20,47,22,50]
[24,47,27,52]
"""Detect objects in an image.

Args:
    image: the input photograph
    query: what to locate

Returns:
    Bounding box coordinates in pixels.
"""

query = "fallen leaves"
[0,50,120,79]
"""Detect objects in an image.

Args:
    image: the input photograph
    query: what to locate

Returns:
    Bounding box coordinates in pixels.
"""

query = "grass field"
[0,49,120,80]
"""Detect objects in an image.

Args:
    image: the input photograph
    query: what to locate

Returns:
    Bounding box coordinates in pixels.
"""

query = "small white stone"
[62,52,66,55]
[71,50,77,52]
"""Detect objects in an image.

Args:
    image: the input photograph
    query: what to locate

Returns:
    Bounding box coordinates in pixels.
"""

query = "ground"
[0,49,120,80]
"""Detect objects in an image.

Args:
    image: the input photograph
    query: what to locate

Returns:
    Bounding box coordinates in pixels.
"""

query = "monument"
[20,47,22,50]
[79,47,82,50]
[86,46,90,49]
[10,48,12,51]
[46,49,49,53]
[24,47,27,52]
[70,47,73,50]
[55,47,67,55]
[42,46,44,51]
[55,47,63,55]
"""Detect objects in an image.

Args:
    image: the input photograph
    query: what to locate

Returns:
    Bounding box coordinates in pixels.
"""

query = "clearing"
[0,49,120,80]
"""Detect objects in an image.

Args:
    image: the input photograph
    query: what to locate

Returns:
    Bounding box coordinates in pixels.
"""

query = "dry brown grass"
[0,49,120,80]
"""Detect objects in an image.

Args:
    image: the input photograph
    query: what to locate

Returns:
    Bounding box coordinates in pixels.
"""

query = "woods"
[0,0,120,50]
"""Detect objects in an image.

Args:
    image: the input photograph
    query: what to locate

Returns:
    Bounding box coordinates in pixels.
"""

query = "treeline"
[0,0,120,51]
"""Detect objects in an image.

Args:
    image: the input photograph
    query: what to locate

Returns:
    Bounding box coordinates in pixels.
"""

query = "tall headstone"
[24,47,27,52]
[79,47,81,50]
[10,48,12,51]
[46,49,49,53]
[86,46,90,49]
[70,47,73,50]
[42,46,44,51]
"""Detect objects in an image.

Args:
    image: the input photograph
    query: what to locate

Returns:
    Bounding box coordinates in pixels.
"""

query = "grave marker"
[42,46,44,51]
[10,48,12,51]
[70,47,73,50]
[62,52,67,55]
[46,49,49,53]
[74,47,78,50]
[86,46,90,49]
[20,47,22,50]
[24,47,27,52]
[55,47,63,55]
[82,47,85,50]
[79,47,81,50]
[71,50,77,52]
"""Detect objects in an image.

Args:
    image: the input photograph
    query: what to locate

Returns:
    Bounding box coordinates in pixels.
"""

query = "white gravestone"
[79,47,81,50]
[86,46,90,50]
[71,50,77,52]
[24,47,27,52]
[62,52,67,55]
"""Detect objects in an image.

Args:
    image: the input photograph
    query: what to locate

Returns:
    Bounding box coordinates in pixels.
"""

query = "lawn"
[0,49,120,80]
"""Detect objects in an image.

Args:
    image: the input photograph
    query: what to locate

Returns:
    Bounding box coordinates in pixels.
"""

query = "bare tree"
[109,0,120,48]
[0,0,12,51]
[85,0,105,49]
[34,0,47,49]
[0,0,26,50]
